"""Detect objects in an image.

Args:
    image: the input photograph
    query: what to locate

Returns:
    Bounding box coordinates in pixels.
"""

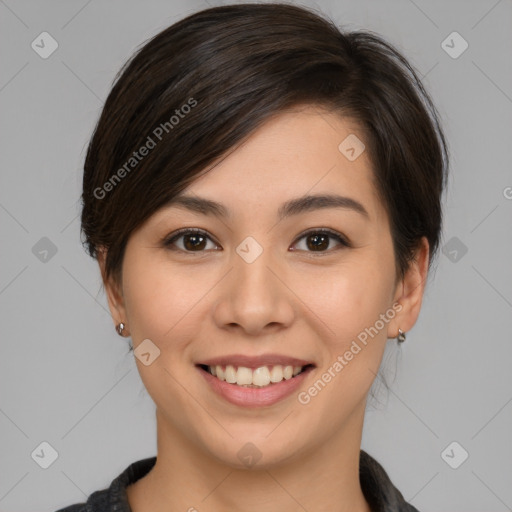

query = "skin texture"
[98,105,429,512]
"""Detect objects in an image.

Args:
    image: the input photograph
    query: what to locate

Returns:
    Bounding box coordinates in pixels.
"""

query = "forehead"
[179,106,384,220]
[144,106,391,233]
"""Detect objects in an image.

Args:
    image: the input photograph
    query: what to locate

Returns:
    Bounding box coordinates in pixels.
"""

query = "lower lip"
[197,365,314,408]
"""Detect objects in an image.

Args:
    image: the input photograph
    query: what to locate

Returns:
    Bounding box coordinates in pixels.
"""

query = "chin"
[201,430,307,471]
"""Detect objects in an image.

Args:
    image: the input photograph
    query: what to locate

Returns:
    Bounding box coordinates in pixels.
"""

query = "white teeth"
[252,366,271,386]
[225,365,237,384]
[208,364,306,387]
[269,365,283,383]
[236,366,253,385]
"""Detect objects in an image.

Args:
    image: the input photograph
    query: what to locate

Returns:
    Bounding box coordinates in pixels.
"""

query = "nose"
[212,243,295,336]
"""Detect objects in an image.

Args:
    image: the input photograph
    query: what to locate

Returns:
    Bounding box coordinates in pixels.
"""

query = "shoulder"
[359,450,420,512]
[54,505,87,512]
[54,457,157,512]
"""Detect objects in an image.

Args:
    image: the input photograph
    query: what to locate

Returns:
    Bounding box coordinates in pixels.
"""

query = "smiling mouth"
[197,364,315,388]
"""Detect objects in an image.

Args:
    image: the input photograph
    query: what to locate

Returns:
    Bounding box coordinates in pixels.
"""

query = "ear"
[97,247,129,334]
[388,236,430,338]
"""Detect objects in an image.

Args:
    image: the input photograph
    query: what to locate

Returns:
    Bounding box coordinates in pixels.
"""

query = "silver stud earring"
[116,322,126,336]
[397,328,406,343]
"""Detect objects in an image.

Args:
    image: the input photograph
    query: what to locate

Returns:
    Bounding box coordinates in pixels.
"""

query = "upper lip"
[197,354,315,369]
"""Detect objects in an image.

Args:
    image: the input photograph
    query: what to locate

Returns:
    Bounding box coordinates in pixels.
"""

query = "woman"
[57,3,448,511]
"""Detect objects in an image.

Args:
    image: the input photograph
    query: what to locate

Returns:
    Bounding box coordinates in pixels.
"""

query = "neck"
[127,405,371,512]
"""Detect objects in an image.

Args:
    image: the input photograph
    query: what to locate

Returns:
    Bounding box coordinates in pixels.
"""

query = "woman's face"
[102,105,427,469]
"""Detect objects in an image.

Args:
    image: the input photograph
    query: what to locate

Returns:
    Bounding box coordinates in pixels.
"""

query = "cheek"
[122,250,215,353]
[121,249,180,342]
[300,254,395,348]
[120,254,201,403]
[349,265,394,332]
[298,259,395,421]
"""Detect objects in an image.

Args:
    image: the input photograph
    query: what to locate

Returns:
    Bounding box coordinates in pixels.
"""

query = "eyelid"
[162,227,350,252]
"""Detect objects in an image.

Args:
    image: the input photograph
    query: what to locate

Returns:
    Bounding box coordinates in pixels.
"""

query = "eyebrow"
[166,193,370,221]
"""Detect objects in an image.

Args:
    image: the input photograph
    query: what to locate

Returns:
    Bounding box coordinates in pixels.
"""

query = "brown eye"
[164,228,219,252]
[291,229,349,253]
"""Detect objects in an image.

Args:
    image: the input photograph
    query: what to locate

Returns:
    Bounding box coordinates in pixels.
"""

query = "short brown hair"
[81,2,449,285]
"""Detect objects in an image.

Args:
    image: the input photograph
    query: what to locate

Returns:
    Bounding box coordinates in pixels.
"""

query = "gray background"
[1,0,511,510]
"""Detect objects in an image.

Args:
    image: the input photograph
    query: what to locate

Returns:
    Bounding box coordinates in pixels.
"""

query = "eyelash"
[162,227,350,255]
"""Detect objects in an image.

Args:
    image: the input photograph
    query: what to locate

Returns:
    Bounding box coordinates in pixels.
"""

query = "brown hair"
[81,2,449,286]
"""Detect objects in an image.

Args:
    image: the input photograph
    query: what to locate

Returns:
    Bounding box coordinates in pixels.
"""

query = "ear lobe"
[97,247,127,327]
[389,237,430,338]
